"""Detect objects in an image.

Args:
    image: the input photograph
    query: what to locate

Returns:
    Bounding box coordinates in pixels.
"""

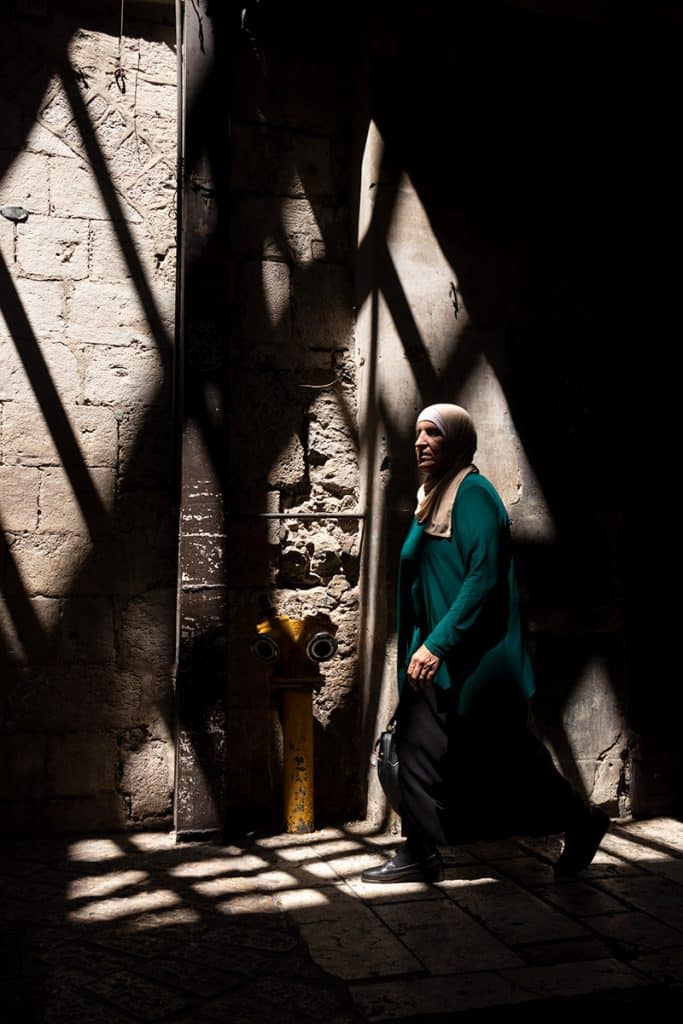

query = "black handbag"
[374,714,401,813]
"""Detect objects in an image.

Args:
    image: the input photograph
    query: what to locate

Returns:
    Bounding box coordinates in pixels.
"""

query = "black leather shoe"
[361,848,444,884]
[554,807,610,877]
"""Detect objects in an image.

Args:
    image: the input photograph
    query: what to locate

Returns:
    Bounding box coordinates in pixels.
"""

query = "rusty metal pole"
[281,686,315,833]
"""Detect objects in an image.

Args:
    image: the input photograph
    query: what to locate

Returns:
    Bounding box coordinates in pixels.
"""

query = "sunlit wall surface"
[0,5,177,833]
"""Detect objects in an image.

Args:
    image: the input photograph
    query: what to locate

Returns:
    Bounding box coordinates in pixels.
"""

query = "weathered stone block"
[39,83,75,130]
[67,279,173,346]
[93,107,132,158]
[15,216,89,280]
[0,214,14,264]
[2,401,118,468]
[0,593,61,662]
[82,344,168,406]
[118,728,173,820]
[39,466,116,535]
[117,400,173,487]
[0,465,40,530]
[126,159,176,210]
[239,259,291,346]
[24,121,74,158]
[292,263,353,348]
[0,336,79,404]
[135,111,176,157]
[46,731,117,796]
[49,157,141,222]
[105,131,155,188]
[138,32,177,79]
[118,588,175,672]
[0,733,46,800]
[267,434,306,489]
[0,276,65,339]
[60,595,115,663]
[0,150,50,214]
[3,533,91,597]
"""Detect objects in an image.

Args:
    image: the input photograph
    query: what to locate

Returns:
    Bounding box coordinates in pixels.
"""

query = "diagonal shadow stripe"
[0,253,109,536]
[0,514,49,656]
[59,64,173,368]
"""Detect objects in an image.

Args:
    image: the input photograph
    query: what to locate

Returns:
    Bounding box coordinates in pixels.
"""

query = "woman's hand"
[407,645,441,689]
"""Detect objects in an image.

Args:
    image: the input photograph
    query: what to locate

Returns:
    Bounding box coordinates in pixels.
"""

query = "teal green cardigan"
[397,472,536,716]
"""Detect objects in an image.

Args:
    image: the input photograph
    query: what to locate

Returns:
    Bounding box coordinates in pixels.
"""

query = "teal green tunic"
[397,472,536,716]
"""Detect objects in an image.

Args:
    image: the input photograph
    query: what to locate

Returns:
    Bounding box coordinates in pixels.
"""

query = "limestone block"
[16,217,88,280]
[0,214,13,264]
[238,260,291,362]
[267,434,306,489]
[232,197,327,265]
[0,465,40,530]
[93,107,132,158]
[308,392,359,499]
[2,401,117,468]
[24,121,74,158]
[292,263,354,348]
[46,731,117,796]
[89,219,164,284]
[132,78,178,118]
[117,400,173,487]
[0,593,61,662]
[117,729,173,819]
[118,588,175,672]
[67,279,173,346]
[231,124,333,198]
[0,733,46,800]
[140,203,177,248]
[60,595,115,663]
[0,276,65,339]
[39,83,75,131]
[39,466,116,535]
[138,34,177,81]
[0,150,50,214]
[3,532,91,596]
[49,157,140,222]
[135,112,176,157]
[67,28,139,74]
[105,131,155,187]
[126,159,176,210]
[0,336,80,405]
[82,343,168,406]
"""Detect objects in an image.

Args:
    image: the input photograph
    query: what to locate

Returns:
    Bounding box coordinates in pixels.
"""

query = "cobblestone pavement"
[2,817,683,1022]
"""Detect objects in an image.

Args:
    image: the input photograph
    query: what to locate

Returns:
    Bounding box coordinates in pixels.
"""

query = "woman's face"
[415,420,447,474]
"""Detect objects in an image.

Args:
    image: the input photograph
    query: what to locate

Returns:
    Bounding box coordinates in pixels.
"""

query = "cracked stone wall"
[0,7,177,834]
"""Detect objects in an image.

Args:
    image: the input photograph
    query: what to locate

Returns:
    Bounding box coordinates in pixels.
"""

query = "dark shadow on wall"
[352,0,641,817]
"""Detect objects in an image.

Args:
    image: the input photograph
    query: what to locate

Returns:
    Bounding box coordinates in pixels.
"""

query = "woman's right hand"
[407,644,441,689]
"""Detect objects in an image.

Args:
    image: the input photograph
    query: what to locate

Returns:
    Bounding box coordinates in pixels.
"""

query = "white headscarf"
[415,403,477,537]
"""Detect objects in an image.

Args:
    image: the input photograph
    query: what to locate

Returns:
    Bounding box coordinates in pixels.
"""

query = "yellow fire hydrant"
[251,613,337,834]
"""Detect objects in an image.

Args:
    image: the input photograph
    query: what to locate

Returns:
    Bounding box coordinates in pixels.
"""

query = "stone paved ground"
[2,817,683,1022]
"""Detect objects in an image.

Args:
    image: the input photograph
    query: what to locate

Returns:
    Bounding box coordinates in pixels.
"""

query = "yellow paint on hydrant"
[282,687,314,833]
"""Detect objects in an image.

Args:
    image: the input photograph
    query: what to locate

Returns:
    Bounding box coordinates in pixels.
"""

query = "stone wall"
[224,11,362,828]
[0,6,177,834]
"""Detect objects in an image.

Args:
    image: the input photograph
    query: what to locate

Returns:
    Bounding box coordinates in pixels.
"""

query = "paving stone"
[463,839,528,861]
[650,860,683,886]
[633,946,683,983]
[620,817,683,855]
[168,853,271,878]
[349,971,527,1020]
[442,874,587,945]
[374,898,523,974]
[43,985,130,1024]
[595,875,683,932]
[499,956,646,999]
[82,968,191,1019]
[602,831,681,867]
[532,879,629,917]
[584,910,683,952]
[137,955,242,997]
[67,888,181,924]
[296,906,422,980]
[492,856,558,888]
[514,935,614,965]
